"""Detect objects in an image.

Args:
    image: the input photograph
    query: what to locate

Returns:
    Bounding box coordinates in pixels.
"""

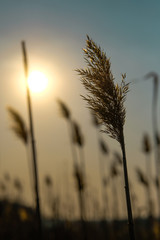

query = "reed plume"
[7,107,35,200]
[72,121,86,177]
[57,99,71,120]
[44,175,53,187]
[7,107,28,144]
[136,168,148,187]
[77,35,135,240]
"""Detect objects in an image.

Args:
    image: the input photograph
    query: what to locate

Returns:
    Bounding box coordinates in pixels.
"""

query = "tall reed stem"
[145,154,153,217]
[21,41,42,239]
[120,131,135,240]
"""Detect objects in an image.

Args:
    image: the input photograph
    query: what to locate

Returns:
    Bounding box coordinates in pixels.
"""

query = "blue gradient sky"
[0,0,160,218]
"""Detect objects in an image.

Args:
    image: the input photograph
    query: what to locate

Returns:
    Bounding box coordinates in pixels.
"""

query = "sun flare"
[28,71,48,93]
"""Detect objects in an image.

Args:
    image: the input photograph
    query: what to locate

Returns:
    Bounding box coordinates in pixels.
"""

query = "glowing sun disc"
[28,71,48,93]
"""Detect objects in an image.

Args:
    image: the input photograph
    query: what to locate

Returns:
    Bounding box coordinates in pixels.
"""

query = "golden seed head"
[76,36,129,143]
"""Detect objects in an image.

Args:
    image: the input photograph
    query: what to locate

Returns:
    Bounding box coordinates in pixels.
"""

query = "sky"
[0,0,160,219]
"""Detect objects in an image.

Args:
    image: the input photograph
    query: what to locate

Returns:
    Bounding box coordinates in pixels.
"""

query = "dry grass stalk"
[44,175,54,215]
[142,133,154,217]
[21,41,42,239]
[98,138,109,220]
[145,72,160,220]
[74,164,87,239]
[77,35,135,240]
[74,165,85,192]
[136,167,154,218]
[57,99,78,166]
[91,111,110,220]
[7,106,35,205]
[72,120,88,223]
[110,161,120,220]
[57,100,87,224]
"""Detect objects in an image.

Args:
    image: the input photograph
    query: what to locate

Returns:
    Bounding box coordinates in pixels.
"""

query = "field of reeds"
[0,37,160,240]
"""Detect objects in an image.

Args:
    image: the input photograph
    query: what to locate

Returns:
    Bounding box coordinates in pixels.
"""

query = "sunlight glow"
[28,71,48,93]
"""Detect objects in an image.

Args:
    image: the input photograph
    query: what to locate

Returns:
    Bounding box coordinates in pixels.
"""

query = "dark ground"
[0,200,159,240]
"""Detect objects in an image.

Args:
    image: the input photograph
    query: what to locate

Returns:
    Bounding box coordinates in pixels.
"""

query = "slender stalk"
[21,41,42,239]
[111,163,119,220]
[145,73,160,218]
[120,131,135,240]
[79,190,87,240]
[100,154,109,220]
[153,93,160,219]
[145,154,153,217]
[78,187,85,221]
[57,100,86,222]
[93,116,109,220]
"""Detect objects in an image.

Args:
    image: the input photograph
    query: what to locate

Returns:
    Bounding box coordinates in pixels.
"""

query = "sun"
[28,71,48,93]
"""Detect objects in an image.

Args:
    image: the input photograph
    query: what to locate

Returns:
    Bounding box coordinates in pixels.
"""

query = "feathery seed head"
[142,133,151,153]
[72,121,84,147]
[76,36,129,143]
[7,106,28,144]
[99,138,109,155]
[136,168,148,187]
[57,99,71,120]
[44,175,53,187]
